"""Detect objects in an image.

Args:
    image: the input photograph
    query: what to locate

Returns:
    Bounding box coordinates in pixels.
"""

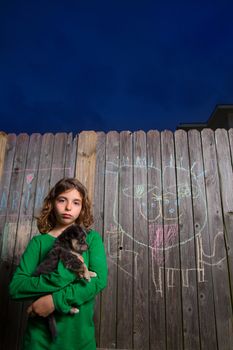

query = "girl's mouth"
[62,214,73,219]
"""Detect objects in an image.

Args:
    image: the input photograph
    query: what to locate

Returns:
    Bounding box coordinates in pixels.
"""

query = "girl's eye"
[57,198,65,203]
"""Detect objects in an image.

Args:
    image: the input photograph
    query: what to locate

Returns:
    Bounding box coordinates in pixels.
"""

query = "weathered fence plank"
[100,131,119,348]
[93,132,106,347]
[133,131,149,349]
[188,129,218,350]
[50,133,67,187]
[202,129,232,350]
[64,132,77,178]
[116,131,133,349]
[32,133,54,227]
[174,129,200,349]
[0,134,17,346]
[225,128,233,294]
[76,131,97,204]
[161,130,183,350]
[0,133,29,349]
[0,132,7,179]
[214,129,233,344]
[147,130,166,350]
[0,134,17,258]
[14,134,42,264]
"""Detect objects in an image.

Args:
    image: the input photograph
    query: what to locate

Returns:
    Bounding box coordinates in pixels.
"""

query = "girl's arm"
[9,236,77,300]
[52,231,108,314]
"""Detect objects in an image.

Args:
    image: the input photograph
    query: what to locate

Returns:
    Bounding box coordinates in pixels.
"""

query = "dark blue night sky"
[1,1,233,134]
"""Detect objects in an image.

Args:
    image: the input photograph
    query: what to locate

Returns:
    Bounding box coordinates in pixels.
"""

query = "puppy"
[33,224,96,340]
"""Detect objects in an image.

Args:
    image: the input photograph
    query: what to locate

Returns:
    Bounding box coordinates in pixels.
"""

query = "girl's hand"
[27,294,55,317]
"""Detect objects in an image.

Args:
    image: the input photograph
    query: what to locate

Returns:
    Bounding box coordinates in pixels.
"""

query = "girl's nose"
[66,202,72,211]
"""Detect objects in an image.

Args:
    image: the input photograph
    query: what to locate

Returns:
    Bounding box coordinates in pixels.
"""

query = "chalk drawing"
[105,225,138,279]
[0,185,42,212]
[105,160,226,296]
[26,173,34,184]
[0,191,7,210]
[11,191,20,211]
[0,167,71,212]
[150,231,225,295]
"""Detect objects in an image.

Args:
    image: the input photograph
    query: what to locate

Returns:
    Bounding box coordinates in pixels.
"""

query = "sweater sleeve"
[9,236,77,300]
[52,231,108,314]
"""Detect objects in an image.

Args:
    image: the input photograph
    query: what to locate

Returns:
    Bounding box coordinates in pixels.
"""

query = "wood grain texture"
[175,129,200,350]
[214,129,233,346]
[0,134,17,347]
[202,129,232,350]
[188,129,218,350]
[133,131,149,349]
[93,132,106,347]
[226,128,233,294]
[0,132,7,180]
[0,134,17,257]
[64,132,78,178]
[30,133,54,236]
[161,130,183,350]
[147,130,166,350]
[100,131,119,349]
[50,132,67,187]
[117,131,133,349]
[76,131,97,205]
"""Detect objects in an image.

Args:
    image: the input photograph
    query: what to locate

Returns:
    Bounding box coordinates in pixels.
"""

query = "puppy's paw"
[70,307,79,314]
[89,271,97,278]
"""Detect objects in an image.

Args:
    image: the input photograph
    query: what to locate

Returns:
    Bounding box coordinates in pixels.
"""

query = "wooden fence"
[0,130,232,350]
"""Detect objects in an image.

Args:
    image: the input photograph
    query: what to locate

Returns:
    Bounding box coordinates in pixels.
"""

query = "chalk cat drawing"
[106,161,226,295]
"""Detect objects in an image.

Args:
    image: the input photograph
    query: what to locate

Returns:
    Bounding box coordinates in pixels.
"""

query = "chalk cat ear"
[105,161,119,174]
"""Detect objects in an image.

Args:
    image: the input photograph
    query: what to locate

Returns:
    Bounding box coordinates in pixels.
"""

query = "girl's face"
[53,188,82,228]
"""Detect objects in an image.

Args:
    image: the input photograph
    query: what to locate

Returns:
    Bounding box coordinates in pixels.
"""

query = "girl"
[9,178,108,350]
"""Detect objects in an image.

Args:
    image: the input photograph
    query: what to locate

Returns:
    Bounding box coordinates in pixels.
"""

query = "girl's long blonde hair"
[37,178,93,233]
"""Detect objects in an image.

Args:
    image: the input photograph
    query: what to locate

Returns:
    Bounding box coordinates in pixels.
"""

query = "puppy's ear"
[58,226,74,244]
[73,225,82,235]
[79,226,87,238]
[68,224,81,238]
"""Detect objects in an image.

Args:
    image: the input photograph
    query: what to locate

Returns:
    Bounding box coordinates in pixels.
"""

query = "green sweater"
[9,230,108,350]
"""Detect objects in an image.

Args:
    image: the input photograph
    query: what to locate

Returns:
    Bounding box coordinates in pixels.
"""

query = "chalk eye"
[177,184,199,199]
[123,184,157,199]
[166,184,198,200]
[177,185,191,198]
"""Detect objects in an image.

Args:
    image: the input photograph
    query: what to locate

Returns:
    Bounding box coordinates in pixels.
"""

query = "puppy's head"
[58,224,88,253]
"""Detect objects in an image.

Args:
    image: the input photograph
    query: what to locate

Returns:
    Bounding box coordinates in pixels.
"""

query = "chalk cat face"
[108,162,207,250]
